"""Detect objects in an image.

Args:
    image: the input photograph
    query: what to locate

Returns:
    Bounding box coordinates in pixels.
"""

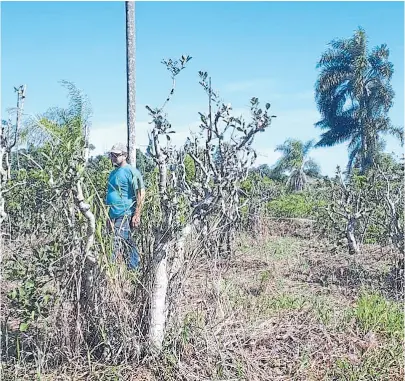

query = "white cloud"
[88,104,367,177]
[89,119,202,156]
[255,147,282,167]
[89,122,144,155]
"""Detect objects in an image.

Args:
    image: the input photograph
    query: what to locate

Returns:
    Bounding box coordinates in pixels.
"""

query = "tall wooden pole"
[15,85,26,170]
[126,1,136,166]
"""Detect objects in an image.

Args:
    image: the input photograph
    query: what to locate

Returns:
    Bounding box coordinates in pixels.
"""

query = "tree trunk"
[126,1,136,166]
[386,196,404,254]
[147,141,169,351]
[149,243,168,351]
[170,224,190,280]
[346,216,359,255]
[0,126,8,251]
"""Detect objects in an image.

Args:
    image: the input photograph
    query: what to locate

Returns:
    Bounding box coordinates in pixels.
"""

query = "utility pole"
[15,85,26,170]
[126,1,136,166]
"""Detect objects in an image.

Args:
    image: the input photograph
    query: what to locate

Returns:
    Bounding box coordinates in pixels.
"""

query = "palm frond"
[302,139,315,156]
[315,117,359,147]
[59,80,93,128]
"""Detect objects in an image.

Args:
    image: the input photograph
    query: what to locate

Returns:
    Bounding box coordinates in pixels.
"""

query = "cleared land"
[2,222,403,380]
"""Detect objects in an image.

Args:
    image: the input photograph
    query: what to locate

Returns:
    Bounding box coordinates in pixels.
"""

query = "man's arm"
[131,169,146,229]
[133,188,145,219]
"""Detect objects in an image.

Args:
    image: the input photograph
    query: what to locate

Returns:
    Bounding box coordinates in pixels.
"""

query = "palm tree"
[315,27,402,174]
[272,139,321,192]
[126,1,136,166]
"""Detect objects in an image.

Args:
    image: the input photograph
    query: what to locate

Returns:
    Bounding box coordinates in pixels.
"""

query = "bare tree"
[0,121,9,245]
[184,73,275,257]
[374,164,404,254]
[140,56,192,352]
[318,161,404,257]
[126,1,136,166]
[1,85,26,248]
[321,168,373,255]
[139,57,275,352]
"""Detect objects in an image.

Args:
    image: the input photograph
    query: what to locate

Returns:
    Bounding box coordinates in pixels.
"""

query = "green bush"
[266,192,322,219]
[6,241,61,332]
[364,223,385,245]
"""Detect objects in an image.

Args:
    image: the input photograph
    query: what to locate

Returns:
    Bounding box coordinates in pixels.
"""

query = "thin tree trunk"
[126,1,136,166]
[347,217,359,255]
[83,123,90,164]
[0,125,8,251]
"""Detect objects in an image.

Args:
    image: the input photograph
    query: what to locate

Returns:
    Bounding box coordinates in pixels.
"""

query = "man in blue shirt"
[106,142,146,270]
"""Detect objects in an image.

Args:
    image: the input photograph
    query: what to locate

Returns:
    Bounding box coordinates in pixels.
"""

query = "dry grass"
[156,223,404,380]
[2,220,404,380]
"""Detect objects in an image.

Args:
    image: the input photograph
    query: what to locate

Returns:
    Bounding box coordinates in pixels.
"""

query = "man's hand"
[131,213,141,229]
[131,188,145,230]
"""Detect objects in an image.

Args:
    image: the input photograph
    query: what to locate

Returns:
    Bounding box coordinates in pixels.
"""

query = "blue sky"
[1,1,404,176]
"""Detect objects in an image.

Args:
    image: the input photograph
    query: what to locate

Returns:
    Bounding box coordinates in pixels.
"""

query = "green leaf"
[9,289,17,300]
[19,322,29,332]
[18,287,25,298]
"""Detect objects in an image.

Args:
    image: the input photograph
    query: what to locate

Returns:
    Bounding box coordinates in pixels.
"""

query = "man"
[105,142,146,270]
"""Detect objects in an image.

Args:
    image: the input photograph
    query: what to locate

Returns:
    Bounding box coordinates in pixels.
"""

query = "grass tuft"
[353,291,404,339]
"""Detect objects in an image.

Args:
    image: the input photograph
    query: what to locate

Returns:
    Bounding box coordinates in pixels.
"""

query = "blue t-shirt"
[106,164,145,219]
